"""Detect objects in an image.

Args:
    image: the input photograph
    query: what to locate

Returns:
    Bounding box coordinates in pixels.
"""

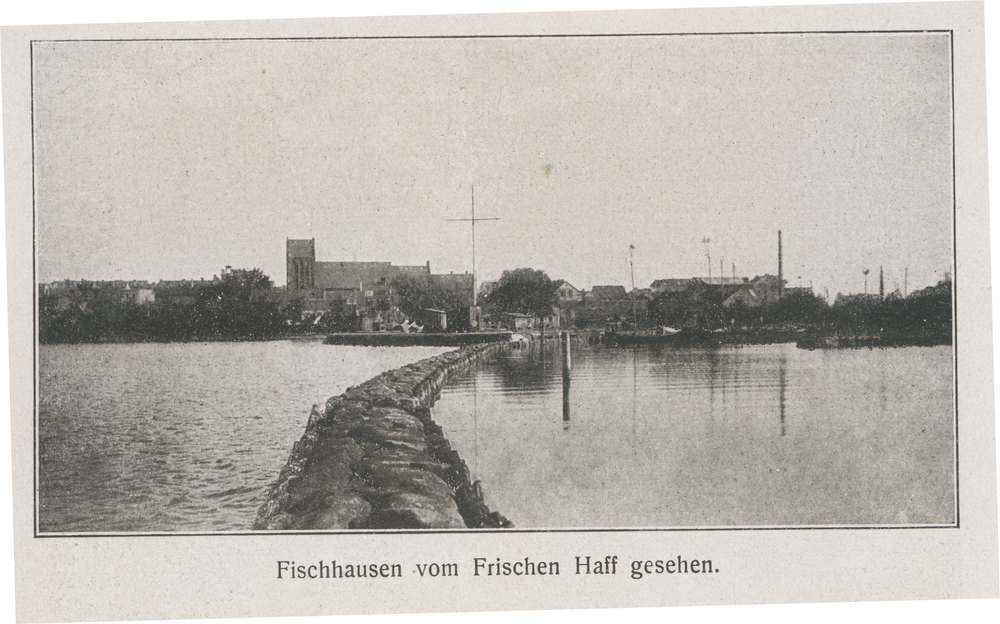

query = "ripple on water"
[38,340,453,533]
[431,342,955,528]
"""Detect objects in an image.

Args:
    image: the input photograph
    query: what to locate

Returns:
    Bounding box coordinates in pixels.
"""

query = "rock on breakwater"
[253,343,512,530]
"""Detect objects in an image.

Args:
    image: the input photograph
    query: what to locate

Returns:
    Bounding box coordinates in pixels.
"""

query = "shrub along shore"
[253,343,512,530]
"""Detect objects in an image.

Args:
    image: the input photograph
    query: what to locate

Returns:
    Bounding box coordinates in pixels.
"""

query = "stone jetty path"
[254,343,512,530]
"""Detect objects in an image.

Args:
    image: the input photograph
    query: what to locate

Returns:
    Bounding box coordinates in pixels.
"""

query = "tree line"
[39,264,952,345]
[646,277,951,344]
[39,269,296,343]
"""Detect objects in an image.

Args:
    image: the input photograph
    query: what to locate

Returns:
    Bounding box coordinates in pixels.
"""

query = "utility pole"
[778,230,783,299]
[445,185,499,306]
[630,244,638,331]
[702,237,712,283]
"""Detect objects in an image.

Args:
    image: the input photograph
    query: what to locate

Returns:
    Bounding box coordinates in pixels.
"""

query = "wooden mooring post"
[562,331,571,422]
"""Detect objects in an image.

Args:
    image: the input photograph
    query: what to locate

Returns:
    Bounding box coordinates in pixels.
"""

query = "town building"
[502,311,560,331]
[286,238,474,313]
[553,280,584,303]
[722,275,788,309]
[650,278,693,296]
[121,285,155,305]
[40,279,161,312]
[287,239,430,295]
[589,285,628,303]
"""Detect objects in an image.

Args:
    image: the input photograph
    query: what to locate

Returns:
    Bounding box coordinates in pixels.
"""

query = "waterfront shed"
[422,308,448,331]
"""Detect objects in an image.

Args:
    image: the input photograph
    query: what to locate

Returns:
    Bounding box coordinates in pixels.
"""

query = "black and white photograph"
[5,1,997,621]
[31,19,956,535]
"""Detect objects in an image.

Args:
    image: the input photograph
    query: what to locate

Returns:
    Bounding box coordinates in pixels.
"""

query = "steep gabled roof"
[314,261,396,290]
[591,285,628,300]
[553,280,582,293]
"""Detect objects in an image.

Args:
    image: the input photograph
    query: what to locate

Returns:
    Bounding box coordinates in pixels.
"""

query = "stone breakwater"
[325,332,512,347]
[253,343,513,530]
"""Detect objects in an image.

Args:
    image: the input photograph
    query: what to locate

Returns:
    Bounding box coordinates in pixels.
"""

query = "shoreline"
[599,328,798,347]
[38,330,513,346]
[795,331,952,350]
[324,331,512,347]
[38,333,310,345]
[598,328,952,350]
[253,343,512,530]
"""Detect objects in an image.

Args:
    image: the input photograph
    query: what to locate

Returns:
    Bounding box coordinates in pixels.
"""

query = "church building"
[286,238,473,312]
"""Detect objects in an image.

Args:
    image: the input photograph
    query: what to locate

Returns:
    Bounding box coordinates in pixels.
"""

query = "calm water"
[38,339,452,533]
[431,341,955,528]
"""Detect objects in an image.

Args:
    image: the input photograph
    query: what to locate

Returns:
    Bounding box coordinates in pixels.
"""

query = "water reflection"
[472,366,479,475]
[779,355,787,437]
[630,346,639,437]
[492,345,559,393]
[562,368,571,424]
[562,333,572,425]
[432,342,955,528]
[38,341,453,532]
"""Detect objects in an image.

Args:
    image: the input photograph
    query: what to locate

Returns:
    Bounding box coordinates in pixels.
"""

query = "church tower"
[286,239,316,291]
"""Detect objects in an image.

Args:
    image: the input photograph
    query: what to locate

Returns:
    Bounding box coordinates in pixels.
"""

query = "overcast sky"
[33,32,952,296]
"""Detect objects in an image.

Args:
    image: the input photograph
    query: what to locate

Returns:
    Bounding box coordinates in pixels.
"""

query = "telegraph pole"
[630,244,638,330]
[778,230,783,299]
[702,237,712,283]
[446,185,499,306]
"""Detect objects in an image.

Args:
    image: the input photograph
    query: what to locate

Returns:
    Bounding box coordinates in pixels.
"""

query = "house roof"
[652,277,748,290]
[695,277,749,286]
[314,262,395,290]
[650,278,693,291]
[722,287,760,308]
[750,274,784,286]
[313,261,430,291]
[431,273,474,288]
[553,280,581,292]
[591,285,628,300]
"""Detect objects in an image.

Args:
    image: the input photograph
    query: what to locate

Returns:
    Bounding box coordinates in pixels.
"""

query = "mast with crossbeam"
[445,186,499,306]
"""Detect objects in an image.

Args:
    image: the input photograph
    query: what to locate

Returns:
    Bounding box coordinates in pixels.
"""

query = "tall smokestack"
[778,230,783,299]
[879,266,884,300]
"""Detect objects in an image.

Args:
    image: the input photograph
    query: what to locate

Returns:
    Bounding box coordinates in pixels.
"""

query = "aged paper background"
[3,1,998,623]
